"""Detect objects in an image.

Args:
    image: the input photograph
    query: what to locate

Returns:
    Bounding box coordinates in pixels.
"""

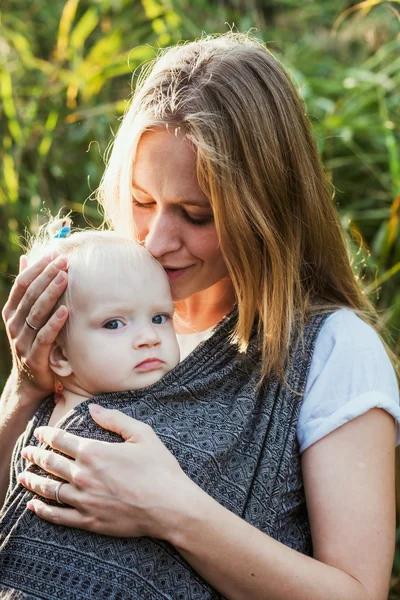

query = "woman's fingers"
[22,270,68,331]
[3,254,54,319]
[19,254,28,273]
[33,426,81,459]
[17,471,73,505]
[88,404,151,443]
[26,499,94,530]
[12,257,68,331]
[1,253,70,395]
[27,305,68,369]
[21,445,74,481]
[3,255,68,344]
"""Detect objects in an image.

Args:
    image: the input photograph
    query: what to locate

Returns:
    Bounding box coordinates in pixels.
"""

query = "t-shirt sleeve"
[297,308,400,453]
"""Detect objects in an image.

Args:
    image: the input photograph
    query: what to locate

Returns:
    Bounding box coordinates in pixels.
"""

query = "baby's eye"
[104,319,125,330]
[152,314,168,325]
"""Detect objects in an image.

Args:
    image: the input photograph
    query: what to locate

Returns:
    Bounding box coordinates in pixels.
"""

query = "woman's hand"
[2,254,69,404]
[17,405,199,540]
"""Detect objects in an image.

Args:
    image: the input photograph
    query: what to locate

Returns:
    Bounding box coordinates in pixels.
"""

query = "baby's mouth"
[135,358,165,372]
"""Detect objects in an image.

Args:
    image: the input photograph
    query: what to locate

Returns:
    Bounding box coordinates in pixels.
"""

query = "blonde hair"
[26,217,167,344]
[98,32,397,384]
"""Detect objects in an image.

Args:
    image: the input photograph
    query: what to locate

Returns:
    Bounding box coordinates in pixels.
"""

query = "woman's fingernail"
[27,501,35,511]
[54,256,67,268]
[55,306,67,319]
[89,404,102,415]
[54,271,66,285]
[17,473,25,483]
[19,255,26,272]
[34,428,43,440]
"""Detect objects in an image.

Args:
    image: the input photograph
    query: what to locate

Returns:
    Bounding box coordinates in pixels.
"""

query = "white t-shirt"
[177,308,400,453]
[298,308,400,452]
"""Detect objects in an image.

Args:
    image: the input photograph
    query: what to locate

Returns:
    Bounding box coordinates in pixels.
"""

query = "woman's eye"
[182,211,214,226]
[104,319,124,330]
[152,314,168,325]
[132,199,155,209]
[133,198,213,226]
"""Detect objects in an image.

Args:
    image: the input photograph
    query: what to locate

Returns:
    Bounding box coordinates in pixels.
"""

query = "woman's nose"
[133,325,161,349]
[144,211,182,259]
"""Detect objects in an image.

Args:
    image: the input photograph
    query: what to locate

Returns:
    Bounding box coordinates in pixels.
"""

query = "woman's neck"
[174,276,235,334]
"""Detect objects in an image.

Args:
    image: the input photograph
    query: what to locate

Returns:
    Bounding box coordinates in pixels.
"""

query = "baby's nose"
[133,325,161,349]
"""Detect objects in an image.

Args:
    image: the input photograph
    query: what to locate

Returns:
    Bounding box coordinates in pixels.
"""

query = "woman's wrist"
[1,367,47,412]
[164,476,216,549]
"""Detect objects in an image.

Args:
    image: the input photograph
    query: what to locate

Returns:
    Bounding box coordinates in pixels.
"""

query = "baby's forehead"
[72,244,164,279]
[68,254,172,307]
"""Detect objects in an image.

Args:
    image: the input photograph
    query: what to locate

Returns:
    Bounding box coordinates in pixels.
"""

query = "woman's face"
[131,129,229,302]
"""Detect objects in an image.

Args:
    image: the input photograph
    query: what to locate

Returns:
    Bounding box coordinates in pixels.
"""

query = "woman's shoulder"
[297,308,400,453]
[312,307,387,353]
[308,308,397,384]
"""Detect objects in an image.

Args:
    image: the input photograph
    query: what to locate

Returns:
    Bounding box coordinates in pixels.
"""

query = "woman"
[1,33,399,600]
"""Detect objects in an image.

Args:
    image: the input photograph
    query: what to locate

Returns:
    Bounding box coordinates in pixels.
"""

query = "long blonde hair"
[98,32,395,383]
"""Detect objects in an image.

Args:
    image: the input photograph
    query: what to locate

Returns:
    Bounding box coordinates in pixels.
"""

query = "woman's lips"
[135,358,165,372]
[164,266,192,281]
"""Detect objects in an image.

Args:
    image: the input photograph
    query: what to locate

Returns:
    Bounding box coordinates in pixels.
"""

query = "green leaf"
[55,0,81,62]
[70,8,100,52]
[0,71,22,144]
[364,261,400,294]
[379,93,400,198]
[141,0,164,20]
[85,31,122,62]
[2,144,19,203]
[38,110,59,157]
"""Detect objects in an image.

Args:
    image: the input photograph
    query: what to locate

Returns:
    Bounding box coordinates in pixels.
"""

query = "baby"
[0,219,182,596]
[25,218,181,427]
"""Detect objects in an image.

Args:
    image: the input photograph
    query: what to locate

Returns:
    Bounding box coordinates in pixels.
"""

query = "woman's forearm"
[168,486,368,600]
[0,372,42,505]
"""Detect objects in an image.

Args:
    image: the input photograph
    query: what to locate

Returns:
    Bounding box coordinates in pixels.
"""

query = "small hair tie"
[53,225,71,239]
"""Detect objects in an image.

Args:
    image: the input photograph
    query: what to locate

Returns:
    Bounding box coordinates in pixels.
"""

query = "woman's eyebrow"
[131,181,210,207]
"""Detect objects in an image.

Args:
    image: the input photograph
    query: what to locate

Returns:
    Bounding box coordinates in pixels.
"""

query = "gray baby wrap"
[0,309,330,599]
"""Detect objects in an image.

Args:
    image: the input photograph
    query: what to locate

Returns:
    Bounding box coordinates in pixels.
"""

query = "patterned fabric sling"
[0,309,331,599]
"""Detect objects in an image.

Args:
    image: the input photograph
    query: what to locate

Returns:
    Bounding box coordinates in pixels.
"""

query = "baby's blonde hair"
[26,217,168,344]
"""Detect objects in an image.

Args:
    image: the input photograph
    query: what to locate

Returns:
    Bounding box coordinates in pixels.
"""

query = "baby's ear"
[49,344,73,377]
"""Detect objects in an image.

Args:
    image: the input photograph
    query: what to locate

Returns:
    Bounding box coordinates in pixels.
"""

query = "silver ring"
[54,481,64,504]
[25,317,39,331]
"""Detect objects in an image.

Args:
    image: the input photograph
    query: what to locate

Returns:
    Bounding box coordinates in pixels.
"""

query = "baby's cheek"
[168,334,181,367]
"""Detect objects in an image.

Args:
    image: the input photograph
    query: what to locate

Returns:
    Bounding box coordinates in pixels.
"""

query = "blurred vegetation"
[1,0,400,594]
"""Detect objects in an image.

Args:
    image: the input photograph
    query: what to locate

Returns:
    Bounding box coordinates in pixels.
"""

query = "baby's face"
[63,258,180,396]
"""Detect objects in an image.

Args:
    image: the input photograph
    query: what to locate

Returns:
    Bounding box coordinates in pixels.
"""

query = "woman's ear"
[49,344,73,377]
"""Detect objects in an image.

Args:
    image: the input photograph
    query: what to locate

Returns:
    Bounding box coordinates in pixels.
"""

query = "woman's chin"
[170,275,233,304]
[170,281,194,303]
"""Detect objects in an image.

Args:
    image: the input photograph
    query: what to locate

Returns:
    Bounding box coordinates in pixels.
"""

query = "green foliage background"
[1,0,400,593]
